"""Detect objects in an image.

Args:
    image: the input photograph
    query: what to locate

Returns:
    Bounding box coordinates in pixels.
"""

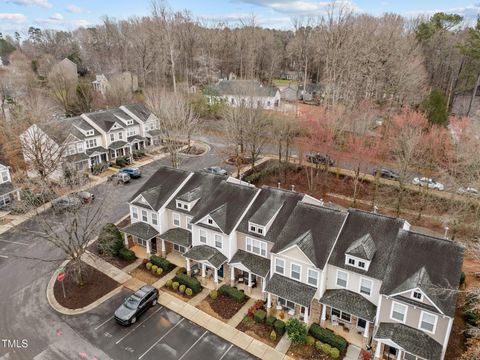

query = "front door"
[217,265,224,279]
[151,238,157,253]
[383,345,397,360]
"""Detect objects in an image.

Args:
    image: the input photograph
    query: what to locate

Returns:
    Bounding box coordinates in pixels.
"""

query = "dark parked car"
[120,167,141,179]
[51,196,82,212]
[114,285,159,326]
[108,172,131,184]
[203,166,228,176]
[306,152,334,166]
[373,168,400,180]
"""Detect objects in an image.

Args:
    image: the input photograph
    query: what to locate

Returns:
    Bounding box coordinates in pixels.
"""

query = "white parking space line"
[94,316,114,330]
[218,344,233,360]
[138,318,184,359]
[178,331,207,360]
[0,239,28,246]
[115,306,164,344]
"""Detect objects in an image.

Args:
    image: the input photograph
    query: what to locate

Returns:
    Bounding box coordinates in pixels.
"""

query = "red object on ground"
[57,272,65,282]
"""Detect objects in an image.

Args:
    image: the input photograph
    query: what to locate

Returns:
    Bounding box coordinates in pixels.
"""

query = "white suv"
[412,177,444,191]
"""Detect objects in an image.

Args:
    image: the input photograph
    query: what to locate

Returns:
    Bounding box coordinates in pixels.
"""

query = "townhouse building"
[20,104,160,179]
[0,163,20,208]
[121,166,464,360]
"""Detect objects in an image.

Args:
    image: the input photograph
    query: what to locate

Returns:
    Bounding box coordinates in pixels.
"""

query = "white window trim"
[307,268,319,287]
[151,212,158,225]
[186,216,192,230]
[359,277,373,297]
[199,229,207,243]
[110,133,115,142]
[173,212,180,227]
[331,308,352,323]
[412,290,423,301]
[214,234,223,249]
[141,209,148,222]
[248,222,265,236]
[275,257,285,275]
[390,301,408,324]
[418,310,438,334]
[245,236,267,258]
[290,262,302,281]
[336,269,348,288]
[131,206,138,219]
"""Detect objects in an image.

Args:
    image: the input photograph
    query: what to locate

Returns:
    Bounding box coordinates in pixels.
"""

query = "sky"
[0,0,479,36]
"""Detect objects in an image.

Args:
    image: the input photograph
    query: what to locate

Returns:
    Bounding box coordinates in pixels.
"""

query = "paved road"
[0,145,234,360]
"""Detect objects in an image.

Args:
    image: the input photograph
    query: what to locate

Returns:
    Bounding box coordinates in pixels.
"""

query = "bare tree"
[48,66,77,116]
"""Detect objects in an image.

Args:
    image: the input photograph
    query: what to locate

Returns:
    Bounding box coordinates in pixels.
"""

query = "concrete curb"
[179,140,210,158]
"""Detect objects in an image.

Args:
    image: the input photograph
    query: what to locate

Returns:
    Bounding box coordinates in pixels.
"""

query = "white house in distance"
[206,79,281,110]
[0,163,20,208]
[20,104,161,180]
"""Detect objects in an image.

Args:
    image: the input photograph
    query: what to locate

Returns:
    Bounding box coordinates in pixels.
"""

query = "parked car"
[203,166,228,176]
[306,152,334,166]
[457,187,479,196]
[120,167,141,179]
[51,196,82,212]
[412,177,444,191]
[75,191,95,203]
[108,172,131,184]
[114,285,159,325]
[372,168,399,180]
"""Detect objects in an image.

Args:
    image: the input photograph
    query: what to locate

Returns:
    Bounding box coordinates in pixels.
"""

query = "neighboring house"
[20,104,161,179]
[92,74,109,95]
[111,71,139,92]
[280,86,298,102]
[121,166,464,360]
[206,79,281,110]
[49,58,78,81]
[298,83,323,101]
[0,163,20,208]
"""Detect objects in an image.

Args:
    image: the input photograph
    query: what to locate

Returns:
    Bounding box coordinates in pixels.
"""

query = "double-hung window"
[151,212,158,226]
[173,213,180,227]
[360,278,372,296]
[0,170,8,183]
[336,270,348,288]
[199,229,207,243]
[141,209,148,222]
[307,269,319,287]
[186,216,192,230]
[275,258,285,275]
[110,133,115,142]
[118,132,123,140]
[131,207,138,220]
[419,311,437,333]
[214,234,222,249]
[246,237,267,257]
[291,263,301,280]
[391,302,407,323]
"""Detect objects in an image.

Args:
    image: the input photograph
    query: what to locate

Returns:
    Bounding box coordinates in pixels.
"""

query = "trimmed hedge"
[306,335,315,346]
[118,247,136,261]
[174,273,202,294]
[254,309,267,323]
[218,284,246,303]
[309,324,347,352]
[150,255,171,271]
[266,315,277,326]
[274,319,286,336]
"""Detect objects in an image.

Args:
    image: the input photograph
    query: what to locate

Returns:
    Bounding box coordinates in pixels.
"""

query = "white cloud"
[49,12,64,21]
[6,0,52,9]
[405,4,480,25]
[66,4,83,14]
[35,16,90,29]
[0,13,27,23]
[237,0,360,15]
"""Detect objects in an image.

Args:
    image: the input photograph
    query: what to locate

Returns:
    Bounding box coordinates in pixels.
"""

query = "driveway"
[63,289,256,360]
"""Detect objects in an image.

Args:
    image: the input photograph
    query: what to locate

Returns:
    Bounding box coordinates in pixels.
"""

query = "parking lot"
[63,289,256,360]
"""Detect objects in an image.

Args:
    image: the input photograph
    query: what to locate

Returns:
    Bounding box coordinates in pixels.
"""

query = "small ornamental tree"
[286,318,307,344]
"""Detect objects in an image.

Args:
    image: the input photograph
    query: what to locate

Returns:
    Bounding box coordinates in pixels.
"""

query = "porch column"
[214,268,219,289]
[247,272,252,295]
[123,232,129,247]
[304,307,309,324]
[267,293,272,308]
[396,349,402,360]
[320,304,327,326]
[146,239,151,255]
[230,266,235,286]
[363,320,369,338]
[186,258,191,275]
[161,239,166,257]
[201,263,206,278]
[374,341,382,360]
[16,189,21,201]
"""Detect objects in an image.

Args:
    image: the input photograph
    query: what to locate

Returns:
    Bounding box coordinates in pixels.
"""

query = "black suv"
[373,168,399,180]
[306,152,334,166]
[114,285,159,325]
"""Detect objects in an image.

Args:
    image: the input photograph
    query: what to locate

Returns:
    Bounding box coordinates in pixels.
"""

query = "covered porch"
[229,250,270,300]
[373,322,443,360]
[265,273,317,324]
[65,153,90,172]
[320,289,376,349]
[86,146,109,166]
[184,245,227,290]
[158,227,192,258]
[0,182,20,209]
[121,222,159,258]
[128,135,147,151]
[109,141,132,160]
[147,129,163,147]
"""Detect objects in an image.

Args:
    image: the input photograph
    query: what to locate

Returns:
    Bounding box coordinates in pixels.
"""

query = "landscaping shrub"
[320,343,332,354]
[286,318,307,344]
[306,335,315,346]
[97,223,124,257]
[142,258,149,264]
[254,309,266,323]
[309,324,347,352]
[329,347,340,358]
[151,265,158,273]
[460,271,466,286]
[185,288,193,296]
[266,315,277,326]
[146,262,152,270]
[361,350,373,360]
[315,340,324,350]
[118,248,136,261]
[218,284,246,303]
[464,309,479,326]
[270,330,277,341]
[247,300,265,317]
[176,267,187,275]
[210,290,218,300]
[179,284,186,293]
[133,150,145,160]
[150,255,171,271]
[172,281,180,290]
[166,279,173,288]
[174,273,202,294]
[156,267,163,276]
[115,156,130,168]
[274,320,286,335]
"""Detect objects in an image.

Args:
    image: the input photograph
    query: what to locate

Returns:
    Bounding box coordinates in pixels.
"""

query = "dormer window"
[412,291,423,301]
[126,120,134,125]
[176,200,190,211]
[86,130,94,136]
[348,258,355,266]
[358,261,365,269]
[345,255,370,271]
[208,218,213,225]
[248,222,265,236]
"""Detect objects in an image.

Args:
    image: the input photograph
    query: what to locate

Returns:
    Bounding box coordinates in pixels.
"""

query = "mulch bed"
[180,146,205,155]
[161,285,198,302]
[236,316,280,347]
[130,263,176,285]
[53,261,119,309]
[198,294,248,320]
[288,344,342,360]
[86,243,136,270]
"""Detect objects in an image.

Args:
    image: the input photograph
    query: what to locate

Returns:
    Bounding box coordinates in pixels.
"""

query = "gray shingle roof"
[230,250,271,278]
[374,322,442,360]
[209,80,278,97]
[127,135,145,143]
[147,129,162,137]
[159,228,192,247]
[65,152,89,162]
[345,233,377,260]
[108,141,128,150]
[124,103,151,123]
[320,289,377,322]
[121,221,159,240]
[85,146,108,156]
[39,116,97,144]
[84,109,125,132]
[131,167,191,211]
[0,181,16,197]
[381,230,464,317]
[272,203,347,269]
[328,209,405,280]
[184,245,227,269]
[265,274,317,307]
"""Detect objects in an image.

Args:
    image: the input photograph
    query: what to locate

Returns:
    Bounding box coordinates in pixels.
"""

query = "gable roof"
[38,116,97,144]
[84,109,134,132]
[328,209,405,280]
[122,103,152,123]
[130,167,191,211]
[209,79,278,97]
[271,202,347,269]
[345,233,377,260]
[381,230,464,317]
